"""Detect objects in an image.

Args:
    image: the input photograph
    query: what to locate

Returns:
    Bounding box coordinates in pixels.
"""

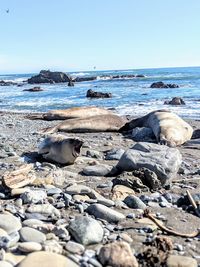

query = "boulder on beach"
[86,89,112,98]
[164,97,185,105]
[109,142,182,185]
[23,87,44,92]
[27,70,71,84]
[150,81,179,88]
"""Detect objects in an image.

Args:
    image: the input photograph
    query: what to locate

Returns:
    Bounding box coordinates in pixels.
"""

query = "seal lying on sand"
[119,110,193,147]
[26,106,113,120]
[41,114,126,133]
[38,135,83,164]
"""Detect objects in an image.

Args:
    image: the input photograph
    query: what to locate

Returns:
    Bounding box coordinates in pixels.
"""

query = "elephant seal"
[119,110,193,147]
[41,114,126,133]
[26,106,113,121]
[38,135,83,164]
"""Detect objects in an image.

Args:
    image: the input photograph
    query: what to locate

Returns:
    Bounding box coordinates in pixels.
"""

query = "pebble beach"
[0,111,200,267]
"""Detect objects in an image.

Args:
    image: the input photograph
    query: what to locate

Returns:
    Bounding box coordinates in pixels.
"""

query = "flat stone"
[87,204,125,223]
[19,227,46,243]
[11,188,30,196]
[68,216,104,245]
[82,164,112,176]
[18,242,42,252]
[98,241,138,267]
[21,190,47,204]
[111,185,135,201]
[166,255,197,267]
[65,185,92,195]
[65,241,85,254]
[26,204,60,219]
[73,194,90,202]
[0,213,22,234]
[17,252,79,267]
[22,219,44,227]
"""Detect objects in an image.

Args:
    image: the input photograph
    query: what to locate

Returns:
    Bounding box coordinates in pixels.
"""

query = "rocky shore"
[0,112,200,267]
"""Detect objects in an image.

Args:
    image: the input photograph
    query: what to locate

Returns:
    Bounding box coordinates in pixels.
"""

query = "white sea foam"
[71,72,90,76]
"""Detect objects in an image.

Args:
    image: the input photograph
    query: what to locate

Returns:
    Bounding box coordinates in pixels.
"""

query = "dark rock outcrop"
[23,87,44,92]
[68,80,75,87]
[0,80,17,86]
[75,76,97,82]
[28,70,71,84]
[150,81,179,88]
[164,97,185,105]
[86,89,112,98]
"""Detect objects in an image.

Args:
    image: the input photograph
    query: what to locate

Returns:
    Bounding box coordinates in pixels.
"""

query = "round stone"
[17,252,79,267]
[19,227,46,243]
[68,216,104,245]
[0,214,22,234]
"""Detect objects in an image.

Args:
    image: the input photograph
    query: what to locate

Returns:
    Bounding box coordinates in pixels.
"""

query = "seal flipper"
[119,117,145,132]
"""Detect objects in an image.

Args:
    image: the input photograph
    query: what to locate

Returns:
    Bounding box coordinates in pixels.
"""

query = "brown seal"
[38,135,83,164]
[120,110,193,147]
[26,106,113,120]
[41,114,126,133]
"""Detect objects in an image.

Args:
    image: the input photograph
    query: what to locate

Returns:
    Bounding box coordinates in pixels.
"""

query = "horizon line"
[1,65,200,76]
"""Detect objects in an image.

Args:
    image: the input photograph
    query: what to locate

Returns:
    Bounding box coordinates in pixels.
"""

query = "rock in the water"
[166,255,197,267]
[86,89,112,98]
[82,164,112,176]
[164,97,185,105]
[87,204,125,223]
[17,251,78,267]
[68,216,103,245]
[150,81,179,88]
[98,241,138,267]
[132,127,155,142]
[111,142,182,185]
[0,214,22,234]
[28,70,71,84]
[19,227,46,243]
[23,87,44,92]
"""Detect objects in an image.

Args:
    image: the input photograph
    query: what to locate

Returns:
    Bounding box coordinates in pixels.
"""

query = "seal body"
[120,110,193,147]
[41,114,126,133]
[27,107,113,120]
[38,135,83,164]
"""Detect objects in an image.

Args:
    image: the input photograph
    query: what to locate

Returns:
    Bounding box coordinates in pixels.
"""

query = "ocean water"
[0,66,200,119]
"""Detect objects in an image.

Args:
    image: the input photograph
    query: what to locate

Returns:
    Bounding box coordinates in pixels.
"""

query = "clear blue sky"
[0,0,200,74]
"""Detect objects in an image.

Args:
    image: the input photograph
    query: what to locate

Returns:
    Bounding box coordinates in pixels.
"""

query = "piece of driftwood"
[186,190,200,217]
[144,209,200,238]
[3,164,36,189]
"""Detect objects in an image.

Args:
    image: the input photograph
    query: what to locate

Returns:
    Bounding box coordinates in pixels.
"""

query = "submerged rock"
[164,97,185,105]
[86,89,112,98]
[150,81,179,88]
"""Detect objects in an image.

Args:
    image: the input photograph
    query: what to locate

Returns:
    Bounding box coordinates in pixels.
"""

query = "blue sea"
[0,66,200,119]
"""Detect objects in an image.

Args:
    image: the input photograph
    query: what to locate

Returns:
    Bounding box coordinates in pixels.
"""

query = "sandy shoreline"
[0,111,200,266]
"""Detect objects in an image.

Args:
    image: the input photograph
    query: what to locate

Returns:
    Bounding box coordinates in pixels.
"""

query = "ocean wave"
[71,72,90,77]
